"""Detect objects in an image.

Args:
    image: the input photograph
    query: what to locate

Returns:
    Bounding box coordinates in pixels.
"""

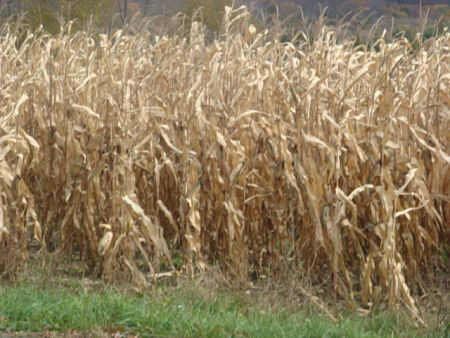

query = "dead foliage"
[0,6,448,322]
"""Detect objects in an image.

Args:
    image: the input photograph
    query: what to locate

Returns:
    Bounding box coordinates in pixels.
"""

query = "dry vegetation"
[0,6,448,323]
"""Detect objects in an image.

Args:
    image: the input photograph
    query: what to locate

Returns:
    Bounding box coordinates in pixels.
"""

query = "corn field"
[0,7,448,320]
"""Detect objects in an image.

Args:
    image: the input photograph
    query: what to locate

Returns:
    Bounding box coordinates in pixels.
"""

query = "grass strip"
[0,283,446,337]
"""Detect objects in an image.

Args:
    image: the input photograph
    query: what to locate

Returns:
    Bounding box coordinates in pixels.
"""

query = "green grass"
[0,282,447,337]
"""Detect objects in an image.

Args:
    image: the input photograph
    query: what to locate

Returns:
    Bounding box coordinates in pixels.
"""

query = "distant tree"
[116,0,128,26]
[12,0,118,33]
[19,0,60,34]
[59,0,118,31]
[182,0,234,32]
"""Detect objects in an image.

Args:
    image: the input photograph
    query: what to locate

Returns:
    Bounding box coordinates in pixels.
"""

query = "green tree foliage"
[19,0,60,34]
[182,0,234,32]
[60,0,116,30]
[15,0,118,34]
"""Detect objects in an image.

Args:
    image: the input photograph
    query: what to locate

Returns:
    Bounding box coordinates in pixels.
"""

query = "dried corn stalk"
[0,7,448,319]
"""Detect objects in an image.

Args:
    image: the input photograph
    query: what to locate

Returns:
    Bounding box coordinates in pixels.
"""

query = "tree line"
[0,0,237,33]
